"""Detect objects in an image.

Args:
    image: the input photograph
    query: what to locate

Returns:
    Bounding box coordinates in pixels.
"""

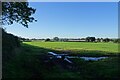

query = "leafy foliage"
[53,37,59,41]
[113,39,120,43]
[45,38,51,42]
[2,2,36,28]
[103,38,110,42]
[2,28,21,62]
[86,37,96,42]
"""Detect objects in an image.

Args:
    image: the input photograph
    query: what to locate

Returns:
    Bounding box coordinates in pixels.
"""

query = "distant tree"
[86,37,90,42]
[90,37,96,42]
[81,38,86,40]
[86,37,95,42]
[25,38,31,42]
[103,38,110,42]
[53,37,59,41]
[113,39,120,43]
[45,38,51,42]
[31,38,37,41]
[97,38,101,42]
[63,38,69,42]
[2,2,36,28]
[19,37,26,41]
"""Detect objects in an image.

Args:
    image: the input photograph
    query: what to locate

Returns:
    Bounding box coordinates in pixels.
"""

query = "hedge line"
[2,29,21,62]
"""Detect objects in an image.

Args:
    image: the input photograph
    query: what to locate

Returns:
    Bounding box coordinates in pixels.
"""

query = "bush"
[2,28,21,62]
[45,38,51,42]
[113,39,120,43]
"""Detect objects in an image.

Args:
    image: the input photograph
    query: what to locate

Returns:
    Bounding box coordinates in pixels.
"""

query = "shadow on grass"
[2,43,120,80]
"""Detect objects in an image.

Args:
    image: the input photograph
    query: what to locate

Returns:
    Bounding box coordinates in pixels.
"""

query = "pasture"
[3,41,119,79]
[24,41,119,56]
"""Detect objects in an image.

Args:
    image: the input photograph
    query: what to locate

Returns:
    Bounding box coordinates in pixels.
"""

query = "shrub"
[2,28,21,62]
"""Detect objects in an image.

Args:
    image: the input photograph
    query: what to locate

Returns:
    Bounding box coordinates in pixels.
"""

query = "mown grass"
[24,41,119,56]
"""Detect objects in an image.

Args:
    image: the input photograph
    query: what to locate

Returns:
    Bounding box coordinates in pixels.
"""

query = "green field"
[3,41,119,79]
[24,41,119,56]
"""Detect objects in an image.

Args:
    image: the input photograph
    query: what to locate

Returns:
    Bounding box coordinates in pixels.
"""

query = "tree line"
[20,36,120,43]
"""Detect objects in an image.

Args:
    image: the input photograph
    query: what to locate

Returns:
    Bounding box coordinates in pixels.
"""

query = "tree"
[2,2,36,62]
[97,38,101,42]
[113,39,120,43]
[86,37,90,42]
[90,37,96,42]
[86,37,95,42]
[2,2,36,28]
[53,37,59,41]
[45,38,51,42]
[103,38,110,42]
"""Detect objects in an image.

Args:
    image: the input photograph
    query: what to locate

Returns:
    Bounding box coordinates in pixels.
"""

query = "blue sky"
[5,2,118,39]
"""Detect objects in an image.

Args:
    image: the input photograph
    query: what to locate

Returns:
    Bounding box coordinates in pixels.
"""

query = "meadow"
[3,41,119,79]
[24,41,119,56]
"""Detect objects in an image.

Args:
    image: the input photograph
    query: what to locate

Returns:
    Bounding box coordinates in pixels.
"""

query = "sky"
[5,2,118,39]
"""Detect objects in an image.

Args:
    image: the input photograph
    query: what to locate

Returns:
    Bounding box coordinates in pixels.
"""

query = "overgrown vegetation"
[2,33,119,79]
[3,43,119,79]
[2,29,21,62]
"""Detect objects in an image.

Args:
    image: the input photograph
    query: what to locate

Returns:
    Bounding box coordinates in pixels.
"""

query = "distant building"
[68,39,86,42]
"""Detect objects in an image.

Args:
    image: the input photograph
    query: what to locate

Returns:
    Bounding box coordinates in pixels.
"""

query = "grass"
[3,44,83,79]
[3,42,119,79]
[70,57,119,79]
[24,41,119,56]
